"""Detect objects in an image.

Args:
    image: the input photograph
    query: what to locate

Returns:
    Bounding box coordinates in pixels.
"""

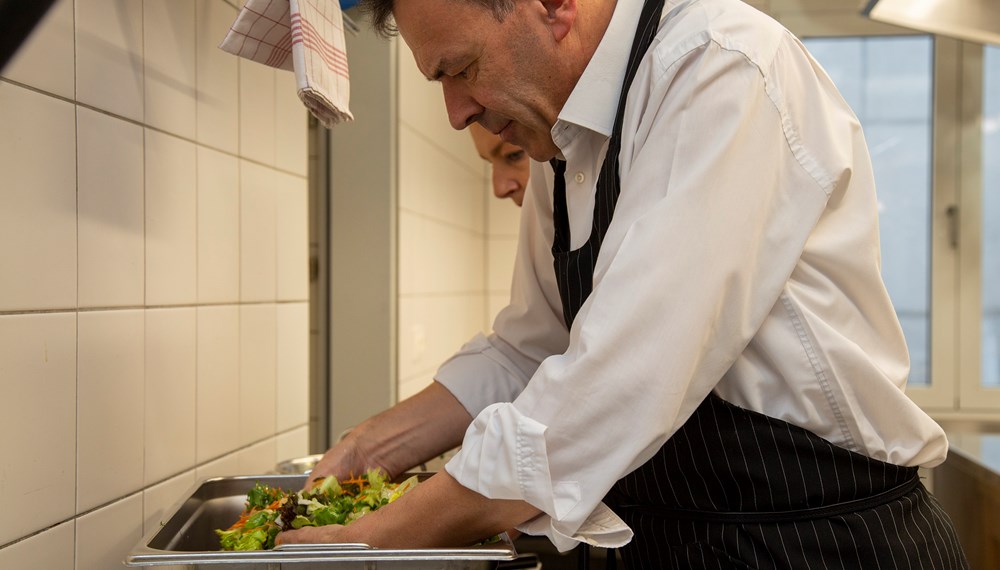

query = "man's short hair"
[358,0,515,38]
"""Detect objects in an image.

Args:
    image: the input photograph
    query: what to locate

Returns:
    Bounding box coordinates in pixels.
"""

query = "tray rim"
[125,473,518,566]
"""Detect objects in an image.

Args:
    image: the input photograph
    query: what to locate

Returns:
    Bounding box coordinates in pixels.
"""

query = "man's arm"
[279,469,541,548]
[306,381,474,488]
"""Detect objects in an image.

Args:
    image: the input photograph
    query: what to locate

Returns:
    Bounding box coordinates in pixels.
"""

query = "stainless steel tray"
[125,474,518,569]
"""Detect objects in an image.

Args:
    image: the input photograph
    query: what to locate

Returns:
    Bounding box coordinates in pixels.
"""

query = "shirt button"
[574,172,586,184]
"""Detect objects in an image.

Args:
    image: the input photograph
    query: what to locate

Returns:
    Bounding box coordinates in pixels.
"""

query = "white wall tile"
[78,107,145,308]
[239,304,277,446]
[76,0,144,121]
[276,303,309,431]
[143,0,197,138]
[276,172,309,301]
[396,39,499,405]
[196,305,241,463]
[0,313,76,546]
[143,470,196,535]
[1,0,314,556]
[487,237,518,293]
[239,58,276,165]
[276,426,310,465]
[398,125,485,233]
[398,213,485,296]
[0,85,77,312]
[398,295,488,382]
[429,219,486,294]
[0,520,74,570]
[487,191,522,237]
[397,213,429,296]
[240,161,277,302]
[1,0,75,98]
[196,453,241,481]
[77,310,145,513]
[145,130,198,306]
[197,147,240,304]
[195,0,239,153]
[238,438,278,475]
[398,372,435,402]
[75,493,143,570]
[145,308,197,484]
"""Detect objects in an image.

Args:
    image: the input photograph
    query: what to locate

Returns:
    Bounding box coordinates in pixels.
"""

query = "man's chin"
[501,128,559,162]
[522,142,560,163]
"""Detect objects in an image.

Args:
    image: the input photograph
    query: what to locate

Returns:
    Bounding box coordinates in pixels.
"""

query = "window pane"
[983,46,1000,389]
[805,36,934,386]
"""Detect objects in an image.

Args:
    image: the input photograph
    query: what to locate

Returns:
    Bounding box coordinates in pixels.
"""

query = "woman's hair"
[358,0,515,38]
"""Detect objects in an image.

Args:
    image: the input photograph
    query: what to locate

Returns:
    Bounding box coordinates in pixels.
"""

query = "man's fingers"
[276,525,343,546]
[304,475,325,491]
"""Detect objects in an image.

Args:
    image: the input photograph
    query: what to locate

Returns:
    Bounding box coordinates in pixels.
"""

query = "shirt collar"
[553,0,644,143]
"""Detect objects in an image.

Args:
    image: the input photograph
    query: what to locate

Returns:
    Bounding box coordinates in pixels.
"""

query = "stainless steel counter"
[934,427,1000,569]
[946,431,1000,485]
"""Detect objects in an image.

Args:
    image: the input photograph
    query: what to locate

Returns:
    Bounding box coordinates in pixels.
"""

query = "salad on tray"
[215,469,419,551]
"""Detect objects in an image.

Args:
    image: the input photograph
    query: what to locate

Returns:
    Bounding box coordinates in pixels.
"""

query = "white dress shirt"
[435,0,949,551]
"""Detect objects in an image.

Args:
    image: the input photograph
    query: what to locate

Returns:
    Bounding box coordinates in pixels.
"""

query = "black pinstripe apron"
[550,0,969,567]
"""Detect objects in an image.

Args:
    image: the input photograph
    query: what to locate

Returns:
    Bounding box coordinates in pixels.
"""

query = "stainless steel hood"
[863,0,1000,46]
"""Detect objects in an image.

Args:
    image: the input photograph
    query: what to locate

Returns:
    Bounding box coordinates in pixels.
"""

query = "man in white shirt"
[279,0,968,566]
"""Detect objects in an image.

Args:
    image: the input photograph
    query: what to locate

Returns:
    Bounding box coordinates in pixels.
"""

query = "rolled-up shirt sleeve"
[443,29,845,549]
[436,159,571,417]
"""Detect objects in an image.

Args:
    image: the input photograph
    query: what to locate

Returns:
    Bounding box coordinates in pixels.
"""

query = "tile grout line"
[0,300,310,317]
[72,0,80,560]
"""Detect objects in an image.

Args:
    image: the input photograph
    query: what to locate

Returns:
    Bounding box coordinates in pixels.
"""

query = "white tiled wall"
[486,187,521,322]
[0,1,311,567]
[394,43,520,401]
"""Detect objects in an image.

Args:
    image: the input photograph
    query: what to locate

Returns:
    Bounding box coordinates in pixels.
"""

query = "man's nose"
[442,78,481,130]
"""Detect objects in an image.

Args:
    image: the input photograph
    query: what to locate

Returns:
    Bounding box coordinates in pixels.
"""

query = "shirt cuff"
[444,402,633,551]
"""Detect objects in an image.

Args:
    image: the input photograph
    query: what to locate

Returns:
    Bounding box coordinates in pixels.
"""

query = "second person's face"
[470,123,529,206]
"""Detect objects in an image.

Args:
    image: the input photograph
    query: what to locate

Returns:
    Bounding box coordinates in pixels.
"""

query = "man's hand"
[303,382,473,491]
[276,524,348,546]
[283,471,541,549]
[305,437,373,491]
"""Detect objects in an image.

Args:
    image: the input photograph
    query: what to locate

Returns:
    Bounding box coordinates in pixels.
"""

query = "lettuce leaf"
[216,470,419,551]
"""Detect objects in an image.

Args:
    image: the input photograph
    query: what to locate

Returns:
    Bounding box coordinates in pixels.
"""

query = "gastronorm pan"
[125,474,518,569]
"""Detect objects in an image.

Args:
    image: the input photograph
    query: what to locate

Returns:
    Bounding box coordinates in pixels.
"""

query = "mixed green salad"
[215,469,419,551]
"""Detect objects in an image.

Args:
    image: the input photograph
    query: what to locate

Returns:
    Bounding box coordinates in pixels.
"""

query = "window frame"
[785,15,1000,418]
[955,42,1000,411]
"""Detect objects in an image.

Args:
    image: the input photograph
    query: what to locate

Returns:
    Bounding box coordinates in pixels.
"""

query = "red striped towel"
[220,0,353,127]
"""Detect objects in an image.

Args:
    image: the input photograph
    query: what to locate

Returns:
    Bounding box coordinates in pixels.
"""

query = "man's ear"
[539,0,577,42]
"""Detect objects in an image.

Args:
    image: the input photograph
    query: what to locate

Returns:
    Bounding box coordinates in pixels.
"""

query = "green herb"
[214,469,418,551]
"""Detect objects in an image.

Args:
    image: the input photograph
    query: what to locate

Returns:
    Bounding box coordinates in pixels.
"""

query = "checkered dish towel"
[219,0,353,127]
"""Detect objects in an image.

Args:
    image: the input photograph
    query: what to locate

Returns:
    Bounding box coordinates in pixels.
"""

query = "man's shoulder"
[654,0,789,71]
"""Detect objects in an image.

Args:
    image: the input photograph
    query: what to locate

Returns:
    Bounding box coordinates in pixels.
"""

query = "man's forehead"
[399,21,466,78]
[395,0,492,70]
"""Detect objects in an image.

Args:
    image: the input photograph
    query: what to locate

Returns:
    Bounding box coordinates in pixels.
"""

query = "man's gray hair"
[358,0,515,38]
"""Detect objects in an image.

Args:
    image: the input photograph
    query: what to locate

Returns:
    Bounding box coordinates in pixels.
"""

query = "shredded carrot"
[227,512,251,530]
[227,497,285,531]
[340,476,368,488]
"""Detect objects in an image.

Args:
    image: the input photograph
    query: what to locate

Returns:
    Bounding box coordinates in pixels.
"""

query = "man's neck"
[577,0,618,64]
